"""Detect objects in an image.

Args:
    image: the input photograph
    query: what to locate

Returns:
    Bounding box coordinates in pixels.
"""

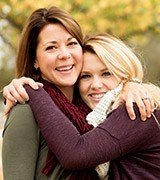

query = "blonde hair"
[83,33,160,108]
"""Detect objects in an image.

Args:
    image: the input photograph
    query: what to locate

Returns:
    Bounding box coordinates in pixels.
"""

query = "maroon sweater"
[26,87,160,180]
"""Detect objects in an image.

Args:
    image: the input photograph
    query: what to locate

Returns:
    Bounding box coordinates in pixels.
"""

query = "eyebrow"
[101,68,109,72]
[81,68,108,74]
[43,37,75,46]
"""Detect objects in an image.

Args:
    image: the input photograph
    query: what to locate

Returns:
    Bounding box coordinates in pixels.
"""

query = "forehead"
[82,52,107,71]
[38,23,73,43]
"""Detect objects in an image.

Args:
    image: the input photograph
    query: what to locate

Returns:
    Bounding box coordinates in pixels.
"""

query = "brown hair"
[16,6,83,80]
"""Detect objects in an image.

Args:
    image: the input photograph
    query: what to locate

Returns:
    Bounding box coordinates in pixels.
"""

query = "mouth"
[89,92,106,101]
[55,64,74,72]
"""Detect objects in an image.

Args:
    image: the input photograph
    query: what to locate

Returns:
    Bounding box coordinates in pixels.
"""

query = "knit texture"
[86,83,123,179]
[39,79,99,179]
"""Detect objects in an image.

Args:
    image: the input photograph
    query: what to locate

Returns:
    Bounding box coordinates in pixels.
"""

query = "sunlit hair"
[16,6,83,80]
[83,34,143,83]
[83,33,160,108]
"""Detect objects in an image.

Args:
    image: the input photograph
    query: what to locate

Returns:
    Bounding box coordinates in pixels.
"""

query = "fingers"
[2,77,43,115]
[125,95,137,120]
[142,84,157,111]
[3,85,17,102]
[123,82,155,121]
[133,96,147,121]
[21,77,42,89]
[112,95,124,110]
[2,77,41,104]
[136,90,154,121]
[126,92,153,121]
[36,82,43,88]
[4,100,16,115]
[12,84,29,103]
[7,78,29,103]
[141,95,154,119]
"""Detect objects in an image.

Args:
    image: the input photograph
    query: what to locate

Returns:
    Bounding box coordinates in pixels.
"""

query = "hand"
[4,99,16,115]
[3,77,43,104]
[112,82,155,121]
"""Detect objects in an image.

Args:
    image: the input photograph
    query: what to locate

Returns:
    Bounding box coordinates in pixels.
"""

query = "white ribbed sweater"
[86,83,123,179]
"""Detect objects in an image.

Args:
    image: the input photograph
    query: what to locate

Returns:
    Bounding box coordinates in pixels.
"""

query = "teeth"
[91,93,105,99]
[56,65,73,71]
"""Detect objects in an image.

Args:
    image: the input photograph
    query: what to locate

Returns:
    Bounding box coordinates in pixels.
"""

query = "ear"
[34,59,39,69]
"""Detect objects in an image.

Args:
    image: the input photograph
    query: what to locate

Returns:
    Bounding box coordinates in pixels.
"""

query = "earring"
[33,66,40,75]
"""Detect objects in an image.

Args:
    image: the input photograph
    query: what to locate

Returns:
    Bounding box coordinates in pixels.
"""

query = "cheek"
[38,55,56,67]
[79,82,87,99]
[79,83,84,96]
[106,78,120,89]
[75,48,83,63]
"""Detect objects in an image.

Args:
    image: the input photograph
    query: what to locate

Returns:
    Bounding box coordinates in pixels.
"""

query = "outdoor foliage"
[0,0,160,90]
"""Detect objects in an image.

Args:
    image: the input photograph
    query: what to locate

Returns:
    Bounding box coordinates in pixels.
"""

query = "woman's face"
[35,23,83,89]
[79,52,120,109]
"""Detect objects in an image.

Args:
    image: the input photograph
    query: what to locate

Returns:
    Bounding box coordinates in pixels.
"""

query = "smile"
[56,65,74,72]
[89,93,106,100]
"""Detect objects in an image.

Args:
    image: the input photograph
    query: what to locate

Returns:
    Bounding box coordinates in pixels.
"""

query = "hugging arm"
[3,77,154,120]
[26,86,158,170]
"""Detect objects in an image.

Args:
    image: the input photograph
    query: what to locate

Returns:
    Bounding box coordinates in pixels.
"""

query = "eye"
[80,74,91,80]
[68,41,78,46]
[102,71,112,77]
[46,46,57,51]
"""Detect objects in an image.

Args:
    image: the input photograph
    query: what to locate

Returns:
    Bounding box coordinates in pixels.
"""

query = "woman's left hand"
[112,82,155,121]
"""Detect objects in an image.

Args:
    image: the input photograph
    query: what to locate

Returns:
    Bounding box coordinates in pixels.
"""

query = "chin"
[91,103,97,109]
[61,80,77,87]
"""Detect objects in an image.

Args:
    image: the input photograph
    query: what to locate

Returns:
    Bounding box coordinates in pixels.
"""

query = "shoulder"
[5,103,34,125]
[105,103,160,139]
[102,104,160,153]
[25,85,48,98]
[3,103,38,137]
[9,103,33,116]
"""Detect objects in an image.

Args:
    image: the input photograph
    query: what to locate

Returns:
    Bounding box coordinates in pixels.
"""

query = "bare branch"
[1,13,23,31]
[0,32,17,52]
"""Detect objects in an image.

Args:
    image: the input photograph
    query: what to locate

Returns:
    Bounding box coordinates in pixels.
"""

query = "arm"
[2,104,40,180]
[2,78,154,120]
[26,86,159,170]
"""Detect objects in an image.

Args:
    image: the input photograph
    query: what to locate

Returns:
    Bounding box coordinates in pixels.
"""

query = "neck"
[40,78,74,102]
[58,86,74,102]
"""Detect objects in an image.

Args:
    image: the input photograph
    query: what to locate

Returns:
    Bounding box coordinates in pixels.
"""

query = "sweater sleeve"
[2,104,40,180]
[26,86,159,170]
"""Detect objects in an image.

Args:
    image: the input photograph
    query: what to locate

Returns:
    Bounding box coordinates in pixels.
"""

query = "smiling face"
[79,52,120,109]
[35,23,83,96]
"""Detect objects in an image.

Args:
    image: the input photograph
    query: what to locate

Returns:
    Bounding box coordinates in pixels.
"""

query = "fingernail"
[142,117,146,121]
[34,86,39,89]
[147,115,151,118]
[131,116,135,120]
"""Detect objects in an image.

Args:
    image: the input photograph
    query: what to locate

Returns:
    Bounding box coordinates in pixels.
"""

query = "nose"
[58,46,71,60]
[90,77,103,90]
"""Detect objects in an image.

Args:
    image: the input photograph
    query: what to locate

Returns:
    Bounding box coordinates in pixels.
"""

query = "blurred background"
[0,0,160,179]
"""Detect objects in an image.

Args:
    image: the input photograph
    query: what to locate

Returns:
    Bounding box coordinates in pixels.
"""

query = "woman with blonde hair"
[23,34,160,179]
